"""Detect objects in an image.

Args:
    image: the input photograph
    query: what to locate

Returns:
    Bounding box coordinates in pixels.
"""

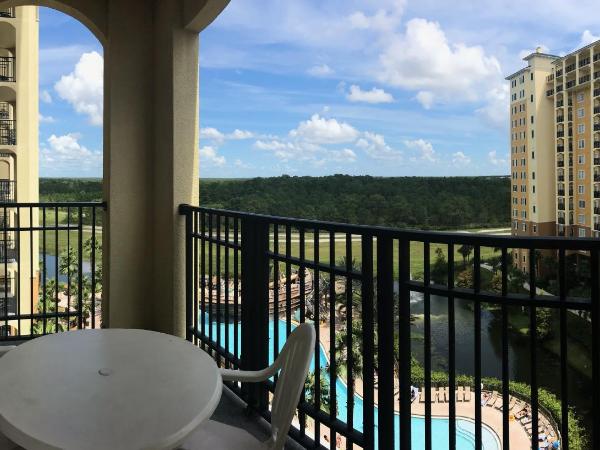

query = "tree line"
[40,175,511,229]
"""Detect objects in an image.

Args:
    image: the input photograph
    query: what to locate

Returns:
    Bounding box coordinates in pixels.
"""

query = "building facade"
[0,6,39,335]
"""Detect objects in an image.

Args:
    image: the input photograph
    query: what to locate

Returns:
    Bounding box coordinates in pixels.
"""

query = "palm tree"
[334,321,364,383]
[458,244,473,267]
[305,368,334,414]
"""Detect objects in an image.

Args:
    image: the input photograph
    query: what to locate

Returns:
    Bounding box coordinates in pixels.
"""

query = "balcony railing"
[557,216,566,224]
[595,174,600,182]
[566,80,576,89]
[595,124,600,131]
[595,207,600,215]
[557,175,565,182]
[557,145,564,152]
[557,189,565,196]
[180,205,600,450]
[595,107,600,114]
[566,63,576,73]
[546,89,554,97]
[595,89,600,98]
[580,74,591,84]
[557,131,564,138]
[556,69,563,77]
[595,191,600,198]
[580,57,591,67]
[558,203,565,210]
[0,180,14,202]
[0,119,15,145]
[0,202,104,339]
[557,160,564,167]
[0,8,14,18]
[556,84,563,93]
[595,71,600,80]
[595,141,600,149]
[0,57,15,82]
[594,157,600,165]
[557,116,564,123]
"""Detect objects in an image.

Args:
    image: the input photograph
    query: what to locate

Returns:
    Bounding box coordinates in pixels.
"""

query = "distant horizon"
[39,174,511,180]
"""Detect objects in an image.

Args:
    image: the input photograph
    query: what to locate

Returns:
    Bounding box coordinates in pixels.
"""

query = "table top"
[0,329,222,450]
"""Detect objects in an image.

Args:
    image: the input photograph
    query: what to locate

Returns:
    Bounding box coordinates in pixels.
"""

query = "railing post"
[183,205,193,342]
[376,234,395,449]
[240,215,270,413]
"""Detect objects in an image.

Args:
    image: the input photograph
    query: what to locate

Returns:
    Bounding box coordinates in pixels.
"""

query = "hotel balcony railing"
[569,188,574,195]
[595,174,600,182]
[595,89,600,98]
[546,74,554,83]
[556,84,563,93]
[0,8,14,18]
[546,89,554,97]
[557,145,565,152]
[0,202,104,339]
[180,205,600,450]
[595,191,600,198]
[595,71,600,80]
[556,100,564,107]
[566,63,576,73]
[568,114,573,121]
[580,74,591,84]
[557,160,564,167]
[0,57,15,82]
[566,80,576,89]
[557,189,565,196]
[594,157,600,165]
[557,116,564,123]
[596,207,600,215]
[595,53,600,62]
[557,175,565,182]
[556,68,563,77]
[558,203,565,211]
[0,180,14,202]
[595,141,600,149]
[557,131,565,137]
[568,129,573,137]
[580,57,591,67]
[0,119,15,145]
[595,107,600,114]
[557,216,566,224]
[595,124,600,131]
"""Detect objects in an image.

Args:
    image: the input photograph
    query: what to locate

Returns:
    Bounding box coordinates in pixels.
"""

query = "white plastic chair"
[182,323,316,450]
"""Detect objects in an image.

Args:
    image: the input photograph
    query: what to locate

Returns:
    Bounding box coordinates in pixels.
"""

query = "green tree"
[334,321,364,383]
[305,368,335,414]
[458,245,473,267]
[431,247,448,284]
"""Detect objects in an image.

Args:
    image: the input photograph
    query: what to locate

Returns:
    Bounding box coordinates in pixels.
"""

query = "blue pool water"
[200,316,500,450]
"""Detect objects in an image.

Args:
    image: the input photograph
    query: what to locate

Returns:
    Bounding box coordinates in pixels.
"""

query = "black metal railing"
[557,69,563,77]
[557,160,564,167]
[580,57,591,68]
[0,202,104,340]
[557,131,565,138]
[557,189,565,196]
[558,175,565,182]
[557,145,565,152]
[567,80,576,89]
[181,205,600,450]
[0,119,15,145]
[580,75,591,84]
[547,89,554,97]
[0,180,14,202]
[0,57,15,82]
[0,8,14,18]
[557,116,564,123]
[566,63,576,73]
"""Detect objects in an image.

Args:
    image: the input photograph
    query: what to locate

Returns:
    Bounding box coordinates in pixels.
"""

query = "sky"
[37,1,600,178]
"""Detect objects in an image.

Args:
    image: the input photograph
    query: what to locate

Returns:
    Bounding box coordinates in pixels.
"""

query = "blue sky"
[38,1,600,178]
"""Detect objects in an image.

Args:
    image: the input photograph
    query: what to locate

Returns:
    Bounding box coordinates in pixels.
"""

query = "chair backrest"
[269,323,315,450]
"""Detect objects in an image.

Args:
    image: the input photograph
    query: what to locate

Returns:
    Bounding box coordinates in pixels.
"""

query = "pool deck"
[317,324,557,449]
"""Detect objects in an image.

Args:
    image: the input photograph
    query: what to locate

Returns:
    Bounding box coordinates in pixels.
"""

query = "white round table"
[0,329,222,450]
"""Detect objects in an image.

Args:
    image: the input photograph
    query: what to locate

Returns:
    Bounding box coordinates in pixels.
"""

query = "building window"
[579,200,586,208]
[533,205,536,213]
[578,214,585,224]
[579,139,585,149]
[532,172,535,180]
[533,224,537,233]
[532,151,535,159]
[578,124,585,134]
[531,73,534,81]
[579,185,585,194]
[522,223,527,231]
[578,155,585,164]
[531,130,535,138]
[579,170,585,179]
[531,94,534,102]
[578,107,585,118]
[531,116,534,124]
[532,185,536,193]
[578,92,585,103]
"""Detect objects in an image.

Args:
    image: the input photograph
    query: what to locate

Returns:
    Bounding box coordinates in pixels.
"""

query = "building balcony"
[557,131,564,138]
[557,160,564,167]
[580,74,591,84]
[595,107,600,114]
[546,74,554,83]
[546,89,554,97]
[0,119,15,145]
[595,223,600,232]
[569,188,574,196]
[595,207,600,215]
[595,124,600,131]
[595,141,600,149]
[0,179,14,202]
[566,63,576,73]
[556,84,563,93]
[595,71,600,80]
[558,203,565,211]
[557,175,565,182]
[557,189,565,196]
[557,145,565,152]
[595,174,600,182]
[0,57,15,83]
[557,216,566,224]
[557,116,564,123]
[556,68,563,77]
[580,57,591,67]
[595,89,600,98]
[0,8,14,18]
[595,191,600,198]
[566,80,576,89]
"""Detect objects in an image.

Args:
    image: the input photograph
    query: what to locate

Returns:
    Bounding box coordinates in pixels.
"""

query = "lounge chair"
[463,386,472,402]
[507,396,517,410]
[443,387,450,403]
[456,386,464,402]
[487,391,499,407]
[419,387,427,403]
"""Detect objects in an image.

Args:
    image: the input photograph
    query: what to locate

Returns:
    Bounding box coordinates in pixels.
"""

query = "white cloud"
[228,129,254,140]
[415,91,435,109]
[39,114,56,123]
[452,151,471,167]
[200,127,225,143]
[404,139,436,162]
[580,30,600,48]
[54,51,103,126]
[40,133,102,174]
[307,64,334,77]
[40,90,52,104]
[356,132,402,161]
[488,150,508,167]
[199,145,226,166]
[330,148,357,162]
[377,19,502,108]
[476,85,509,129]
[348,0,406,32]
[346,85,394,104]
[289,114,359,144]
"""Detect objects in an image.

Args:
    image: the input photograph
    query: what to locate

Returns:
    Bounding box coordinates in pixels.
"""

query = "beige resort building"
[507,40,600,270]
[0,5,38,336]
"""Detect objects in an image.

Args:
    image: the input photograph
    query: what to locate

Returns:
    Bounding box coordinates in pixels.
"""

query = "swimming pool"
[200,316,500,450]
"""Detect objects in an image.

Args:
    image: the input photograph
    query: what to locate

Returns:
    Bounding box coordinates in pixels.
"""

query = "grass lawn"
[39,229,102,257]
